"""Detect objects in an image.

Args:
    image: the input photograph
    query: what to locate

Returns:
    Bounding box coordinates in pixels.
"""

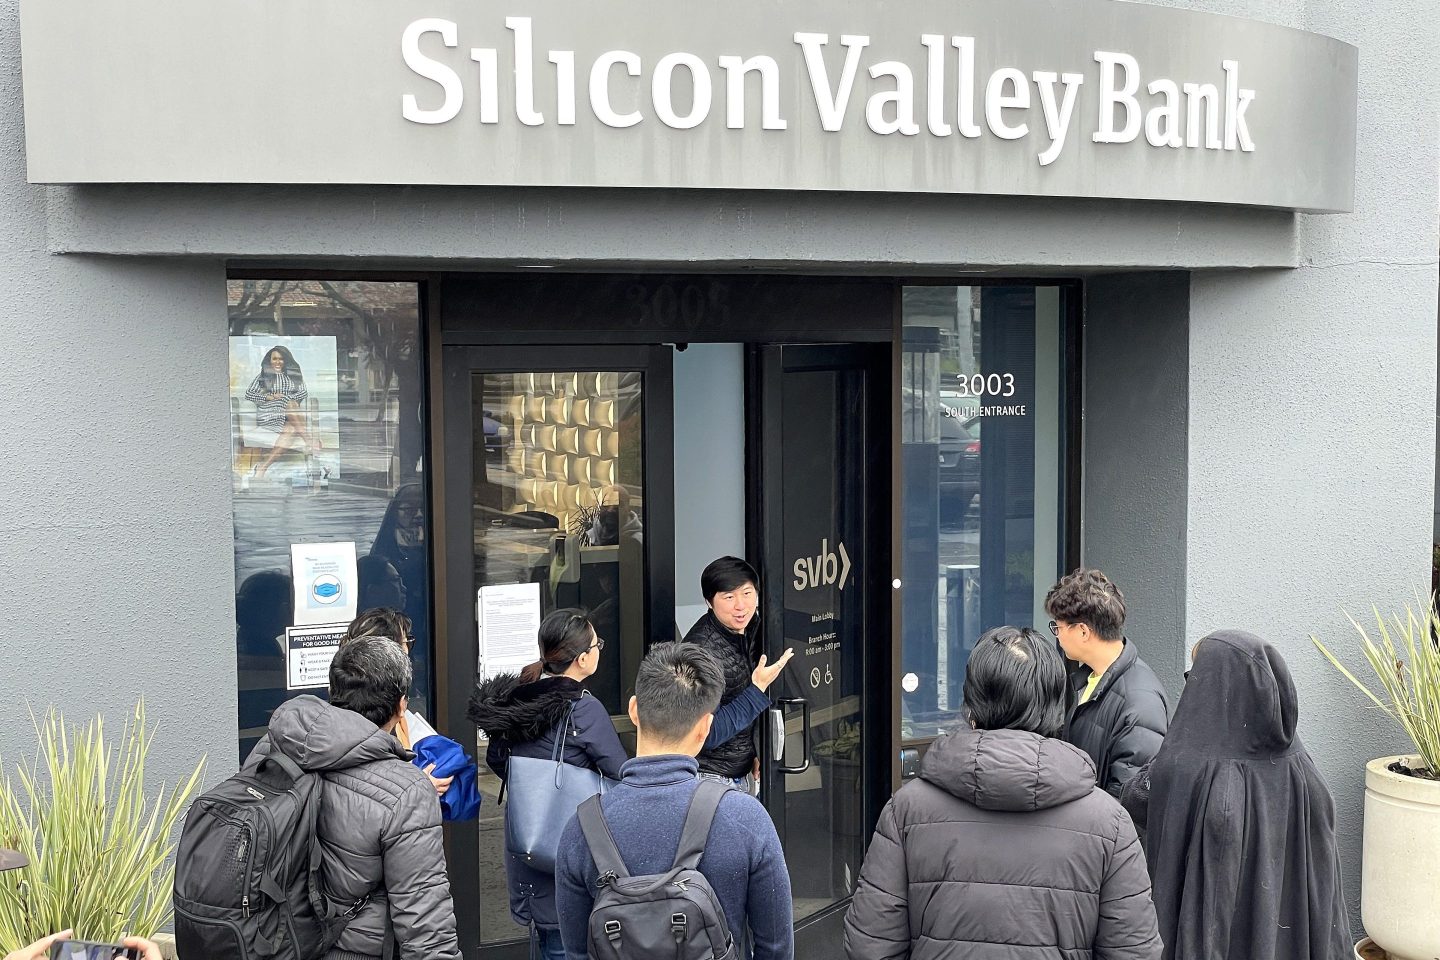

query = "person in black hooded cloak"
[1140,629,1352,960]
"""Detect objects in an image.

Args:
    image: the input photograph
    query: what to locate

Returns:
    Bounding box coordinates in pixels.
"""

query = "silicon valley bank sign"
[405,18,1258,168]
[19,0,1358,212]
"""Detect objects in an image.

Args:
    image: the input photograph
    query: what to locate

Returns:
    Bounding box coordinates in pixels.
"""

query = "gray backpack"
[577,781,735,960]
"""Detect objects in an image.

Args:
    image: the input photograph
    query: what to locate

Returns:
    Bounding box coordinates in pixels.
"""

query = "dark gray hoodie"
[246,695,461,960]
[843,725,1162,960]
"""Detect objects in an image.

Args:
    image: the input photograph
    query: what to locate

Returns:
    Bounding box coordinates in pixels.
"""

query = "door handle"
[774,697,811,774]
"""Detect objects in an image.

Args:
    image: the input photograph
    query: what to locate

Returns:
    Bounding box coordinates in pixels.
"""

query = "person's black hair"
[700,556,760,603]
[1044,567,1127,641]
[372,483,425,559]
[634,642,725,742]
[235,570,292,630]
[520,607,597,683]
[259,344,304,381]
[235,570,294,659]
[329,635,412,728]
[963,626,1067,738]
[343,606,414,649]
[355,555,407,611]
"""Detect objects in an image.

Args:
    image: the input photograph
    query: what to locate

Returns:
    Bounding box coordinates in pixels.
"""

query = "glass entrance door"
[751,344,891,952]
[440,345,675,958]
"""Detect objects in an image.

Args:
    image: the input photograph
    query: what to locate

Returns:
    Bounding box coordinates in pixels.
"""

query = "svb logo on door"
[792,539,853,591]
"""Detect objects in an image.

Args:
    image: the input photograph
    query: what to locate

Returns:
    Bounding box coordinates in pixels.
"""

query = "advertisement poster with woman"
[229,336,341,486]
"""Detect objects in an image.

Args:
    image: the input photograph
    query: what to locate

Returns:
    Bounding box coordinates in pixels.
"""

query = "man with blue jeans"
[555,642,795,960]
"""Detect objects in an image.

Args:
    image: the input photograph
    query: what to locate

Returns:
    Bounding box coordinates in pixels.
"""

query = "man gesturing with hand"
[682,556,793,795]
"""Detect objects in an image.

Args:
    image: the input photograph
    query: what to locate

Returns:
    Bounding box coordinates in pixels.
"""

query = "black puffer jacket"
[467,674,627,929]
[468,674,627,782]
[1065,640,1170,798]
[843,726,1162,960]
[683,611,760,778]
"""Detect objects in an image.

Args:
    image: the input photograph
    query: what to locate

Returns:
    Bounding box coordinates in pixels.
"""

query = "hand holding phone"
[48,942,140,960]
[5,932,159,960]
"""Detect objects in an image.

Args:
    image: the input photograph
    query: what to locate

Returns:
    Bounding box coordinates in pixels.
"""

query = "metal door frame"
[746,342,894,951]
[437,343,675,957]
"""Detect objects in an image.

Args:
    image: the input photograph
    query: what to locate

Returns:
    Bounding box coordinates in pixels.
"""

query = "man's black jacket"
[1063,639,1170,798]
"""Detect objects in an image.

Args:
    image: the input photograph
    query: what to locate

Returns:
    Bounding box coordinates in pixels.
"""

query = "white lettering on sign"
[400,18,1259,164]
[793,539,853,591]
[1033,71,1085,165]
[401,19,463,124]
[591,50,645,128]
[507,17,545,126]
[946,403,1029,419]
[1094,49,1253,151]
[718,55,788,130]
[952,372,1017,398]
[794,33,870,133]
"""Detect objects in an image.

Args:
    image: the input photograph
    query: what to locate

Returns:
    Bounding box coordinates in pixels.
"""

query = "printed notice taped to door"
[286,623,348,689]
[477,582,542,680]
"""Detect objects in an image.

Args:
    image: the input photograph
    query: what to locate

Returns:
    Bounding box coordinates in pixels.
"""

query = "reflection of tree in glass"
[312,281,424,478]
[228,279,289,334]
[313,281,418,424]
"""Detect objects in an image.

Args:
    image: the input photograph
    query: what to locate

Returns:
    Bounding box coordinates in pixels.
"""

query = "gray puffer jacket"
[843,726,1162,960]
[246,696,461,960]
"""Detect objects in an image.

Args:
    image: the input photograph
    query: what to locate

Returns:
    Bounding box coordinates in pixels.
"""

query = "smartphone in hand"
[48,942,141,960]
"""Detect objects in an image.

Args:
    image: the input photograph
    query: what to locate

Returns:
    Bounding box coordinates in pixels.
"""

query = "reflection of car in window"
[938,414,980,519]
[480,409,510,460]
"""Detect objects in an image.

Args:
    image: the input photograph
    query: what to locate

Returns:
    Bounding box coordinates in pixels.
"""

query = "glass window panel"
[900,286,1066,740]
[779,365,866,922]
[469,369,647,946]
[228,280,430,762]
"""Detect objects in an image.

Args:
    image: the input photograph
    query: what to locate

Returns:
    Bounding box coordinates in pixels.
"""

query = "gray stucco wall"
[0,1,236,791]
[1081,273,1190,695]
[1143,0,1440,932]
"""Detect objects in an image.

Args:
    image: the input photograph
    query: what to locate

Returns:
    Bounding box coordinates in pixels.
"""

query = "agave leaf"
[1312,597,1440,775]
[0,701,205,950]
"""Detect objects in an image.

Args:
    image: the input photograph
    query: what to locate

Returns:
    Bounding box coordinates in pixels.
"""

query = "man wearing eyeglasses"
[1044,568,1170,800]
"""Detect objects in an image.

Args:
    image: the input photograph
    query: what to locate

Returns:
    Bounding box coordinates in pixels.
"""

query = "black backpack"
[577,780,735,960]
[173,751,368,960]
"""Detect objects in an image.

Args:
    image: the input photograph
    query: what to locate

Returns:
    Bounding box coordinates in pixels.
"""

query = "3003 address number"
[953,373,1016,397]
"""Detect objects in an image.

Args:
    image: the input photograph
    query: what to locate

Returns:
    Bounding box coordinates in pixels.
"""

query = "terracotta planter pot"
[1362,757,1440,960]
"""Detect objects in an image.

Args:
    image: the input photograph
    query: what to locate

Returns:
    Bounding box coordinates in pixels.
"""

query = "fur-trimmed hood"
[466,673,585,742]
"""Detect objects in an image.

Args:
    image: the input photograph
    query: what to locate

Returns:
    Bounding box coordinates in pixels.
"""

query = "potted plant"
[1313,602,1440,960]
[0,701,204,953]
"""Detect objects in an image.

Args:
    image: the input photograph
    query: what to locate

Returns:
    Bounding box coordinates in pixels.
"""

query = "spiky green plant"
[0,701,205,951]
[1312,601,1440,778]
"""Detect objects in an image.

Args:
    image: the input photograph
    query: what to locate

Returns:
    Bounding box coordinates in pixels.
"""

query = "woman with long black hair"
[245,344,319,477]
[467,608,627,960]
